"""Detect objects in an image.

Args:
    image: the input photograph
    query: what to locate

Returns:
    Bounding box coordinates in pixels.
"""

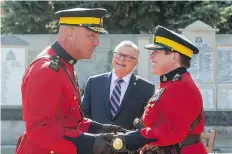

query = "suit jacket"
[81,72,155,130]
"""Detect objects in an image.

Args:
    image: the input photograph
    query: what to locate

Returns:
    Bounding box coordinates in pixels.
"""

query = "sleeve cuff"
[125,130,157,151]
[88,121,103,134]
[65,133,96,154]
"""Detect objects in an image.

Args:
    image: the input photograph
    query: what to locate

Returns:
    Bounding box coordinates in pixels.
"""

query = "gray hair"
[114,40,139,57]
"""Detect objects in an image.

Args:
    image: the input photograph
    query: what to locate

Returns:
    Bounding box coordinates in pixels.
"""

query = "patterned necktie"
[110,79,124,118]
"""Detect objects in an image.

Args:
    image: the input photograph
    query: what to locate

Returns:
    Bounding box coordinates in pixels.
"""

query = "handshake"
[64,124,130,154]
[100,124,129,134]
[93,132,127,154]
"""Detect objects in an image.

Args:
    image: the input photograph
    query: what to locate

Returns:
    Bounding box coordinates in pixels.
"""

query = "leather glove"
[101,124,129,133]
[64,133,113,154]
[93,134,113,154]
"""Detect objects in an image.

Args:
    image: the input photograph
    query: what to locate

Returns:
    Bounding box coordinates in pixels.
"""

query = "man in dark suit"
[82,40,155,130]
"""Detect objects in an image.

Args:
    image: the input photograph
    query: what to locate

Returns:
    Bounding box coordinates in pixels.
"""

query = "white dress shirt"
[110,70,133,105]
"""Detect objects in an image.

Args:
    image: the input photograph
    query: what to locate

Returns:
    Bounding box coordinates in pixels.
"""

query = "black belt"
[181,134,201,146]
[140,135,201,154]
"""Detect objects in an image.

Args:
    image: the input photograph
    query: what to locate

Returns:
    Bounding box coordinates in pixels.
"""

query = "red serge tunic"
[139,68,208,154]
[16,42,101,154]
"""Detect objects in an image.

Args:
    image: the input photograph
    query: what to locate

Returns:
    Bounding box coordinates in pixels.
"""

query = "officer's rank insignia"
[144,97,153,109]
[153,36,156,43]
[144,88,165,109]
[146,97,154,105]
[49,56,60,72]
[69,60,74,65]
[163,75,167,82]
[100,18,104,27]
[146,88,166,104]
[172,73,181,81]
[153,88,166,102]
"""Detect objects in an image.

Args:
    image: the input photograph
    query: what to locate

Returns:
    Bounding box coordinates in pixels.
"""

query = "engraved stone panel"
[200,89,214,110]
[217,47,232,83]
[218,89,232,110]
[1,48,26,105]
[189,37,213,83]
[75,48,111,90]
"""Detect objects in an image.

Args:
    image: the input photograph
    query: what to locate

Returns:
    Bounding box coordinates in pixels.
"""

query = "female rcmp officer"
[107,25,208,154]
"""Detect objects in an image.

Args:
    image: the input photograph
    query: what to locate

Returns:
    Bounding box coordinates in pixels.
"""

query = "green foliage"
[1,1,55,34]
[1,1,232,34]
[219,2,232,34]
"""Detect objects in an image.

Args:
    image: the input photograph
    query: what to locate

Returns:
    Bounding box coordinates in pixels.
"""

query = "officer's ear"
[65,26,75,42]
[171,52,180,63]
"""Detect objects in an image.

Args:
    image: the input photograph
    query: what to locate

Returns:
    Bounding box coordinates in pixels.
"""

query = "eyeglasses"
[113,52,137,62]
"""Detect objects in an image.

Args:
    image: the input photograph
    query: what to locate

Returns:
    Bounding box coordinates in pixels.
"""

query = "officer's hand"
[64,133,113,154]
[101,124,129,133]
[93,134,113,154]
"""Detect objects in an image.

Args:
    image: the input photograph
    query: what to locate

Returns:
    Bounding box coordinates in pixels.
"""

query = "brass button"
[72,108,76,111]
[50,151,54,154]
[74,96,77,100]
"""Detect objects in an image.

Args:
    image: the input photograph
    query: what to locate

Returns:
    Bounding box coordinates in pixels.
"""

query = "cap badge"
[100,18,103,27]
[69,60,74,65]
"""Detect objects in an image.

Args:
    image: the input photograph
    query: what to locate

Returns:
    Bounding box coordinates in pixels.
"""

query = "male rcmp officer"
[15,8,127,154]
[104,25,208,154]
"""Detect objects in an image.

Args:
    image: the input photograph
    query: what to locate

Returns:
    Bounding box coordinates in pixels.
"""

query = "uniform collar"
[160,67,187,83]
[111,69,133,84]
[51,41,77,65]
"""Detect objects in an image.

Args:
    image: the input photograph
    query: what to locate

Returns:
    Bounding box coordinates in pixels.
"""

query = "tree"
[1,1,232,34]
[1,1,55,34]
[218,1,232,34]
[177,1,232,34]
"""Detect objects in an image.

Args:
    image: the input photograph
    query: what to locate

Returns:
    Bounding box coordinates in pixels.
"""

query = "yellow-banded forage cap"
[144,25,199,59]
[55,8,108,34]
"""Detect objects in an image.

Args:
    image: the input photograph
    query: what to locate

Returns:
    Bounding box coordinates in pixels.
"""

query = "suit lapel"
[103,72,112,119]
[113,74,137,119]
